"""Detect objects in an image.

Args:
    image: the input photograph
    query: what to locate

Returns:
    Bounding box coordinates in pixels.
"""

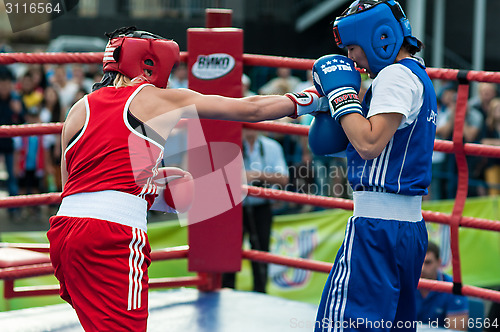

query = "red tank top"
[62,83,164,209]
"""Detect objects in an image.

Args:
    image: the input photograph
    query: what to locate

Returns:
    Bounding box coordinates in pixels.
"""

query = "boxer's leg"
[391,220,427,331]
[58,217,151,332]
[47,216,74,306]
[315,217,401,332]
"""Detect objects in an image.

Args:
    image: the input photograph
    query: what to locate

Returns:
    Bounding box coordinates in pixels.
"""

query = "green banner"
[262,196,500,304]
[1,196,500,311]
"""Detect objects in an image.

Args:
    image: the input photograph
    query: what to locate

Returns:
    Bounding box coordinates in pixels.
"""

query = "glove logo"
[320,59,353,75]
[332,93,359,107]
[288,92,313,106]
[328,87,362,119]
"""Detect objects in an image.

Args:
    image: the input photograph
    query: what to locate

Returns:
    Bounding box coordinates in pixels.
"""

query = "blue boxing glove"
[309,111,349,156]
[312,54,363,122]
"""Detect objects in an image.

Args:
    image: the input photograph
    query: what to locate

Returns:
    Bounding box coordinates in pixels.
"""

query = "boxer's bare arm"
[60,86,296,186]
[60,98,86,188]
[132,86,295,124]
[340,112,403,160]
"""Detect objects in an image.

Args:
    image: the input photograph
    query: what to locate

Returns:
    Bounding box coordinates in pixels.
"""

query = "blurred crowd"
[0,57,499,222]
[432,82,500,199]
[0,62,103,221]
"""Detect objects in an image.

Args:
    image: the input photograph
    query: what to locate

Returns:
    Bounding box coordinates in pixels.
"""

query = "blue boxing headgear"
[332,0,419,75]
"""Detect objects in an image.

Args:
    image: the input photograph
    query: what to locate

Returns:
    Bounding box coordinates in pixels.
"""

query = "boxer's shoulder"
[63,98,86,145]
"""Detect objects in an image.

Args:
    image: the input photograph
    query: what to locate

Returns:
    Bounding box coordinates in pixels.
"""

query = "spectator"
[85,63,102,82]
[242,74,256,97]
[481,97,500,195]
[466,83,495,195]
[40,86,63,123]
[40,86,64,192]
[168,63,188,89]
[439,90,484,143]
[27,64,48,92]
[286,133,317,212]
[14,107,53,219]
[264,71,303,176]
[0,66,21,219]
[85,63,103,88]
[431,86,457,200]
[19,71,43,111]
[50,65,79,111]
[469,83,497,118]
[294,69,313,93]
[70,64,94,93]
[222,129,289,293]
[258,67,301,95]
[417,241,469,330]
[259,69,302,175]
[14,107,53,194]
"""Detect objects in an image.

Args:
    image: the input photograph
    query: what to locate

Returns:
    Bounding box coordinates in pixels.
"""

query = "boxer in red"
[47,26,325,331]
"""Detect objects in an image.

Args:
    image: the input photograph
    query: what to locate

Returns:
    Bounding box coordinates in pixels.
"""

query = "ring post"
[187,9,243,291]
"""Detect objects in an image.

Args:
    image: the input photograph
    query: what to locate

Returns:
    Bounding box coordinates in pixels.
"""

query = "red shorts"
[47,216,151,332]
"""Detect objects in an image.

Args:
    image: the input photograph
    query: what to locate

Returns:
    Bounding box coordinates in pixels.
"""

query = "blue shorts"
[315,216,427,332]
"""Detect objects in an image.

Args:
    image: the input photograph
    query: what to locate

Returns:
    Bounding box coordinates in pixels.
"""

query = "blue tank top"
[346,58,437,196]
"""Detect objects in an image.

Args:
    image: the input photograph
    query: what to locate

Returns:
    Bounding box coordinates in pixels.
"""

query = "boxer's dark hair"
[105,26,138,39]
[402,38,424,55]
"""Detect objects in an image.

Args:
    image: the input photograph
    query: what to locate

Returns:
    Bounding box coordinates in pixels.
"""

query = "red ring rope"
[2,52,500,83]
[1,122,500,159]
[0,123,63,137]
[0,193,61,208]
[242,121,500,158]
[244,185,500,232]
[0,52,188,65]
[448,82,471,287]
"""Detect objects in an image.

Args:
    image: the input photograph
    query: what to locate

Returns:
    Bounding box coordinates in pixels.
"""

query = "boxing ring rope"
[0,193,61,208]
[2,121,500,158]
[0,52,500,305]
[243,186,500,232]
[0,52,188,65]
[0,245,203,298]
[0,182,498,232]
[4,52,500,82]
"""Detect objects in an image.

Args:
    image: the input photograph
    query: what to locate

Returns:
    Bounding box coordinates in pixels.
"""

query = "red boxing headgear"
[103,29,180,89]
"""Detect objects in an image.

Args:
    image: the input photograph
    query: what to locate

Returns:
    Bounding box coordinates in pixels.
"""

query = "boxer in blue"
[310,1,436,330]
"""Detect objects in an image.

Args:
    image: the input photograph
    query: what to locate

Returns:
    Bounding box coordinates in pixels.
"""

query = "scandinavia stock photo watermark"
[2,0,78,33]
[249,161,353,198]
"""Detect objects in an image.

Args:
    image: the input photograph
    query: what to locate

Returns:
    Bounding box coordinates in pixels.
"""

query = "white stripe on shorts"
[128,228,146,310]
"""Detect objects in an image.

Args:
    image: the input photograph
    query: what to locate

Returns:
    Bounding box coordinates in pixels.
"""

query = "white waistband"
[57,191,148,231]
[353,191,422,222]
